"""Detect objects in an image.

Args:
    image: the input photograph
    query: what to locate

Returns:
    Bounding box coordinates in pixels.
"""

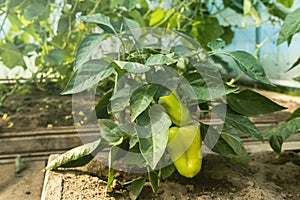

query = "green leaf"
[98,119,125,143]
[145,54,174,66]
[94,91,113,119]
[287,107,300,121]
[44,48,64,66]
[207,38,225,50]
[105,145,119,193]
[213,132,250,166]
[75,33,106,71]
[269,135,283,156]
[129,177,146,200]
[80,14,119,34]
[136,105,172,169]
[44,139,101,171]
[222,51,271,84]
[24,2,49,21]
[225,113,263,142]
[60,154,95,168]
[174,45,194,57]
[159,164,175,180]
[0,43,25,68]
[149,7,165,26]
[114,61,150,73]
[130,84,157,121]
[286,57,300,72]
[123,17,140,30]
[61,59,114,94]
[148,170,159,192]
[276,0,294,8]
[277,7,300,45]
[293,76,300,82]
[263,117,300,154]
[227,89,286,116]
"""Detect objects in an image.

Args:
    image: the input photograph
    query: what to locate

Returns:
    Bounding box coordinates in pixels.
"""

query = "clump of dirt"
[46,151,300,200]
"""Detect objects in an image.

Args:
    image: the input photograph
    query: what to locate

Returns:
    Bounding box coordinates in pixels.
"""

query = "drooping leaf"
[277,7,300,45]
[286,57,300,72]
[221,51,271,84]
[207,38,225,51]
[114,61,150,73]
[148,170,159,192]
[263,117,300,154]
[61,59,114,94]
[159,163,175,180]
[136,105,172,169]
[227,89,286,116]
[130,84,157,121]
[129,177,146,200]
[44,139,101,171]
[75,33,106,71]
[80,14,119,34]
[213,132,250,166]
[98,119,125,143]
[225,113,263,142]
[145,54,174,66]
[44,48,64,66]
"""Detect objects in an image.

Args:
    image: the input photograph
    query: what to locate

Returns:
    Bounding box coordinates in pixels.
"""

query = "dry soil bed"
[43,151,300,200]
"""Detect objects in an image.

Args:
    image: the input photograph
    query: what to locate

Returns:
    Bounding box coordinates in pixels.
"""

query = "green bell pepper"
[159,92,191,126]
[167,123,202,178]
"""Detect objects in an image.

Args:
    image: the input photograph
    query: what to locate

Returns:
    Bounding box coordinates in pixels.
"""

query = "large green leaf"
[277,7,300,45]
[227,89,286,116]
[44,139,101,171]
[136,105,172,169]
[61,59,114,94]
[75,33,106,71]
[287,107,300,121]
[263,117,300,155]
[130,84,157,121]
[225,113,263,141]
[114,61,150,73]
[221,51,271,84]
[213,132,250,166]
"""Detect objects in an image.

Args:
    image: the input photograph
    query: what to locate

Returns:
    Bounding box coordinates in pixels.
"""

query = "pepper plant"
[43,13,290,198]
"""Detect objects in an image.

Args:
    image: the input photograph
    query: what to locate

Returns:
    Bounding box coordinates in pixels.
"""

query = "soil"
[44,151,300,200]
[0,88,300,199]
